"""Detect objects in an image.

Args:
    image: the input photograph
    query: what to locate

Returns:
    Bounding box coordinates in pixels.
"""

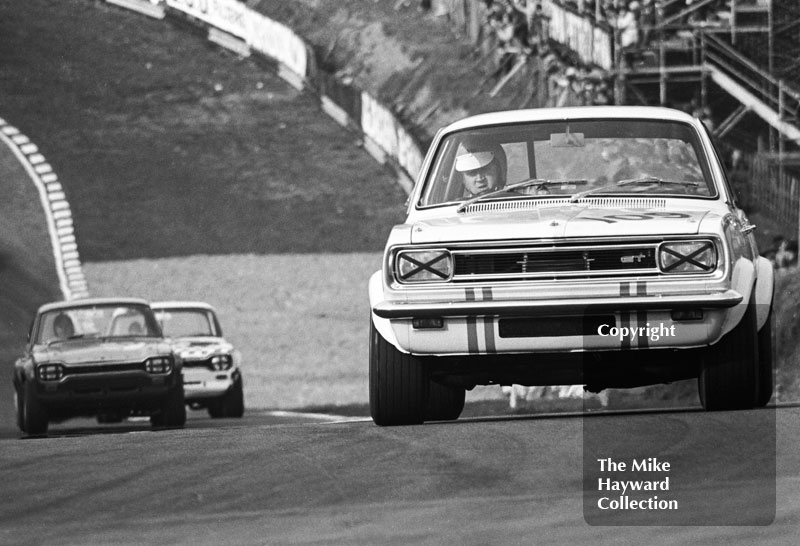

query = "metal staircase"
[621,0,800,161]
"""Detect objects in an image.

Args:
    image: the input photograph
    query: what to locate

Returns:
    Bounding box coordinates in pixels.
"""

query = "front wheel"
[22,380,48,435]
[151,386,186,429]
[756,304,775,407]
[369,320,428,426]
[425,379,465,421]
[14,387,26,433]
[698,298,758,411]
[208,376,245,418]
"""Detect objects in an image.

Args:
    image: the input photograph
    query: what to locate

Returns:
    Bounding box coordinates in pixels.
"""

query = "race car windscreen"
[417,119,716,207]
[37,304,161,344]
[155,309,218,337]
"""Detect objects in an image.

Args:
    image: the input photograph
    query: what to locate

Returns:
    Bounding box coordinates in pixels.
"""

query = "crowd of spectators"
[477,0,614,106]
[466,0,738,107]
[562,0,735,49]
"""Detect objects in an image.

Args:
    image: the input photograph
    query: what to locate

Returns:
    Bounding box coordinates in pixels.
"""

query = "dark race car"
[13,297,186,435]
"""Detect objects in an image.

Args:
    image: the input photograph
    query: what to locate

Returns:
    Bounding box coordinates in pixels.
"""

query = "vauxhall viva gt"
[368,106,774,426]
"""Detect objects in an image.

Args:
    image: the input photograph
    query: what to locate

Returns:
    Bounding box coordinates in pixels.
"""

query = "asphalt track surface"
[2,3,799,545]
[0,407,798,545]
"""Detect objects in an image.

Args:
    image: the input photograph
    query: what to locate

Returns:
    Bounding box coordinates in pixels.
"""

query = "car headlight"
[395,249,453,283]
[145,356,174,374]
[210,354,233,371]
[37,364,64,381]
[658,240,717,274]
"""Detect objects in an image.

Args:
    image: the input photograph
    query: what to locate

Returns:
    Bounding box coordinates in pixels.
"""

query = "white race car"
[369,106,774,425]
[152,301,244,418]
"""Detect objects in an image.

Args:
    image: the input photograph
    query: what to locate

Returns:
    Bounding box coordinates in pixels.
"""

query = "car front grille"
[451,243,659,281]
[183,359,212,370]
[64,362,145,375]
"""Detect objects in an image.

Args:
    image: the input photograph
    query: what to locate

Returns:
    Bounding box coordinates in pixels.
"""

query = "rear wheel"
[756,305,775,407]
[698,297,758,411]
[369,321,428,426]
[425,379,465,421]
[22,380,48,435]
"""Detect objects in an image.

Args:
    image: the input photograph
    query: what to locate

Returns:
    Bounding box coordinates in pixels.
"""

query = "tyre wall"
[116,0,426,195]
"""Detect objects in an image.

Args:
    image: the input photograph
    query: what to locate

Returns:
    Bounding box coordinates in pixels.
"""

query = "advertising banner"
[167,0,307,78]
[244,10,307,78]
[361,93,424,180]
[166,0,247,38]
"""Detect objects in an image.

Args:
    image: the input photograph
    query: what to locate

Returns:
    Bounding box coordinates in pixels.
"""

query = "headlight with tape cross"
[395,249,453,283]
[658,240,717,273]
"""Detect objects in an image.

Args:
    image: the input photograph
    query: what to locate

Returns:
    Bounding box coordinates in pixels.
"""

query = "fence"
[743,155,800,239]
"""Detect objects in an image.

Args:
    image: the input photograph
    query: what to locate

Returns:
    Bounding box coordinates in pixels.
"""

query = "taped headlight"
[145,356,174,374]
[659,240,717,274]
[37,364,64,381]
[396,249,453,283]
[210,354,233,371]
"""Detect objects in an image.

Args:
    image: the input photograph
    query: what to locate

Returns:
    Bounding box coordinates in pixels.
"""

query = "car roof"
[150,301,217,311]
[441,106,698,133]
[37,297,151,314]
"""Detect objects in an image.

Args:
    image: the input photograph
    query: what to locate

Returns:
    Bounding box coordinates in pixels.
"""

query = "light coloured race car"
[369,106,774,426]
[152,301,244,418]
[13,297,186,435]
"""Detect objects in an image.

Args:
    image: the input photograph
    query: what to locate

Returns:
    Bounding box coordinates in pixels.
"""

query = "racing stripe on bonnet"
[465,288,478,353]
[619,283,632,349]
[482,287,496,353]
[636,281,649,349]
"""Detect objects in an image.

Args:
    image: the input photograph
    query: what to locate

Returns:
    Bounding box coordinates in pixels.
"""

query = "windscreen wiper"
[569,176,700,202]
[456,178,588,213]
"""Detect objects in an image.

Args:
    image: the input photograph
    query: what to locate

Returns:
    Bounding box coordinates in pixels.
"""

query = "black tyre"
[369,320,428,426]
[14,387,26,433]
[756,304,775,407]
[425,379,465,421]
[208,376,245,418]
[22,380,48,435]
[151,386,186,429]
[698,297,758,411]
[97,413,124,424]
[207,399,223,418]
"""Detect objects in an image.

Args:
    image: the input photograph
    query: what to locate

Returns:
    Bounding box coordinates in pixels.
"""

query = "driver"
[53,313,75,340]
[455,146,506,197]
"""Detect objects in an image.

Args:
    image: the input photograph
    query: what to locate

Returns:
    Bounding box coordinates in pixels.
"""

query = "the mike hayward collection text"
[596,457,678,511]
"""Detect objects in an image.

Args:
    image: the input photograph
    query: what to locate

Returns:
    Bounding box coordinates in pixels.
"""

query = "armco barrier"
[0,118,89,301]
[110,0,425,195]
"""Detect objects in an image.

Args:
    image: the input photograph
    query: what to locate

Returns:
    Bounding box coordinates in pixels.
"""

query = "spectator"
[639,0,656,44]
[616,2,641,51]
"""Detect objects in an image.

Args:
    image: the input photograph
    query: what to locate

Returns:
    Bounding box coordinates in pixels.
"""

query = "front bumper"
[34,371,180,411]
[182,366,238,399]
[372,290,742,319]
[373,284,744,355]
